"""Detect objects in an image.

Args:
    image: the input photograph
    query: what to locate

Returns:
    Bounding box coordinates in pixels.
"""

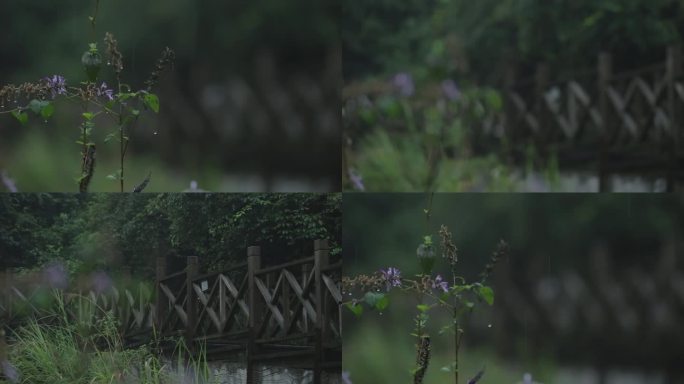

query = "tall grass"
[1,291,218,384]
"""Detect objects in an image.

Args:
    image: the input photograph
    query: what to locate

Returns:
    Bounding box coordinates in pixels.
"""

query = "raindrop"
[43,120,48,124]
[379,312,383,316]
[153,131,158,135]
[107,61,111,66]
[487,324,492,328]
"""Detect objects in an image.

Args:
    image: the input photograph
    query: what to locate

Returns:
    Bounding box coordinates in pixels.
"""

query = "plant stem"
[424,192,434,236]
[119,121,124,192]
[90,0,100,41]
[81,102,88,191]
[454,309,460,384]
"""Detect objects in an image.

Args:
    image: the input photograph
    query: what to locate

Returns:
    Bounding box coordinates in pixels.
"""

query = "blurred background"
[343,1,684,191]
[343,193,684,383]
[0,0,340,192]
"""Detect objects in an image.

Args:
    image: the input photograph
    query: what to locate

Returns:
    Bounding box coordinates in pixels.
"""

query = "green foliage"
[0,193,341,274]
[344,0,684,81]
[346,88,529,191]
[142,93,159,113]
[3,291,220,384]
[10,110,27,125]
[476,285,494,306]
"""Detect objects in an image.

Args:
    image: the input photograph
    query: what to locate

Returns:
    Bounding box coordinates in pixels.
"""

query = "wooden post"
[246,245,262,384]
[314,239,330,383]
[185,256,199,352]
[598,52,613,192]
[302,261,312,333]
[155,256,167,332]
[535,63,550,147]
[667,45,682,192]
[282,267,291,338]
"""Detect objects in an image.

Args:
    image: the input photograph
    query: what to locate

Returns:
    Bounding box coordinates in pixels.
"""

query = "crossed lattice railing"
[0,276,155,346]
[152,240,342,353]
[344,45,684,191]
[1,239,342,358]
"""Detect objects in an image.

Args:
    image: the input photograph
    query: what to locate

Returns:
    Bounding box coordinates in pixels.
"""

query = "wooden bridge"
[344,45,684,191]
[0,239,342,383]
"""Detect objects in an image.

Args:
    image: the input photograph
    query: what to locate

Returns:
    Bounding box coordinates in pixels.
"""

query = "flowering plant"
[342,195,508,384]
[0,1,173,192]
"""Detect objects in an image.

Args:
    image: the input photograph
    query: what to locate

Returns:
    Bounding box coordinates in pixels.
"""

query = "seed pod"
[416,243,435,275]
[81,43,102,83]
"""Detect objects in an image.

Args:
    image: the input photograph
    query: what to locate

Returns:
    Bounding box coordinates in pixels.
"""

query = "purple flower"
[1,170,18,192]
[1,360,20,383]
[342,371,352,384]
[392,72,414,97]
[348,169,365,191]
[441,79,461,101]
[91,271,113,293]
[43,262,68,290]
[44,75,67,99]
[467,368,485,384]
[379,267,401,291]
[98,82,114,100]
[432,274,449,293]
[522,373,533,384]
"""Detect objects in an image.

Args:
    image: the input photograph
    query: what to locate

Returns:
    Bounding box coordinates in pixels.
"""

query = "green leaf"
[131,109,140,116]
[11,110,28,125]
[375,295,389,311]
[143,93,160,113]
[117,92,134,103]
[439,292,451,302]
[363,292,385,309]
[106,169,122,181]
[82,112,95,121]
[478,286,495,305]
[416,304,430,313]
[40,103,54,119]
[28,99,49,115]
[104,132,118,143]
[345,302,363,318]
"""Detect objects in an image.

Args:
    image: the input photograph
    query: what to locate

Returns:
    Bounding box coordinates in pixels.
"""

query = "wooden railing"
[0,239,341,382]
[344,45,684,191]
[463,244,684,377]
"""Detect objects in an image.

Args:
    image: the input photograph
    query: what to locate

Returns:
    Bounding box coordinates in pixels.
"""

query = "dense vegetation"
[343,0,684,192]
[344,0,684,83]
[0,193,341,275]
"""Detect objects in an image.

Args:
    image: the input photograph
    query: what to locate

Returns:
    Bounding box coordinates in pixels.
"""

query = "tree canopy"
[0,193,341,276]
[343,0,684,83]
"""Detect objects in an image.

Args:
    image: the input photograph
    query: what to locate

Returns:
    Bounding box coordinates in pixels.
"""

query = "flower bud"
[416,242,435,275]
[82,43,102,83]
